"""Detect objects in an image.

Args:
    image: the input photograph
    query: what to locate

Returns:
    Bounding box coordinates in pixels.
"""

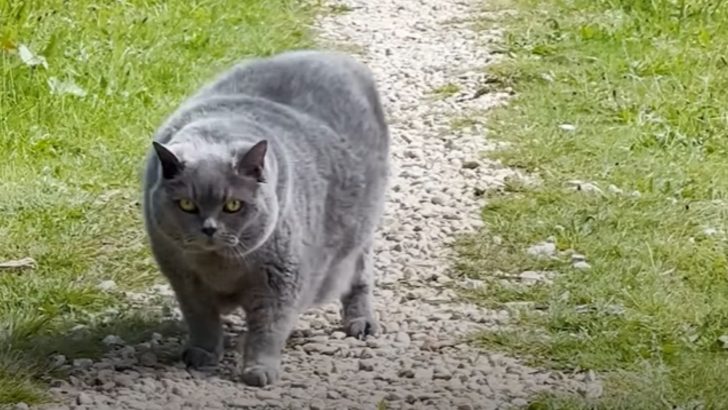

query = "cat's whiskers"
[221,244,249,265]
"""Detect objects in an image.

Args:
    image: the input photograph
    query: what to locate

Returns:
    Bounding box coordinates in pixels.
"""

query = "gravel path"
[28,1,599,409]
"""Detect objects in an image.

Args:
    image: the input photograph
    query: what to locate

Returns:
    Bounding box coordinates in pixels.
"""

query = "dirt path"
[30,1,596,409]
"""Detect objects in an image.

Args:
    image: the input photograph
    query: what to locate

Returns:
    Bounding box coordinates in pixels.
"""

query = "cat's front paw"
[182,346,219,370]
[343,316,379,340]
[240,364,279,387]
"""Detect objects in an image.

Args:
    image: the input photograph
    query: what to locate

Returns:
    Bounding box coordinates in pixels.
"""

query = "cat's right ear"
[152,141,184,179]
[235,140,268,183]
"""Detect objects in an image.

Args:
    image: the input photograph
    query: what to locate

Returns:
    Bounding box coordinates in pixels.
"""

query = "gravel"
[28,0,601,409]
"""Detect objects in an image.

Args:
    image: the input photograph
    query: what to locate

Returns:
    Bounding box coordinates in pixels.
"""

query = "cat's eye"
[223,199,242,213]
[178,199,198,213]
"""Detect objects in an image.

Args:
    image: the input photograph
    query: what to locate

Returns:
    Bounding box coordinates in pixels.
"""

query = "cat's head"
[148,138,277,257]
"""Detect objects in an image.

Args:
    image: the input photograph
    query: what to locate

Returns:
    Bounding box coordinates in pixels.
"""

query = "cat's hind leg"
[340,242,379,339]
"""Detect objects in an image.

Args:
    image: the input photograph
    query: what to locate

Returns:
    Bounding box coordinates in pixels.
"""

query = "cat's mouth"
[184,236,239,253]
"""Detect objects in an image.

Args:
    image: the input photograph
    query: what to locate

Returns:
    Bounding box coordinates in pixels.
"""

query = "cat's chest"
[187,253,250,292]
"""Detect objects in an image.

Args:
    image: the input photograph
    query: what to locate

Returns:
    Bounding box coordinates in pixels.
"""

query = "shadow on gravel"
[1,311,186,383]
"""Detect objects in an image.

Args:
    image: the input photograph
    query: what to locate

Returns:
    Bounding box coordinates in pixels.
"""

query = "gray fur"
[141,50,389,386]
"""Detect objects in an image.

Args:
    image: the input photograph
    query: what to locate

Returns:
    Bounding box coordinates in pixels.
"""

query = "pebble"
[526,241,556,258]
[398,368,415,378]
[358,360,375,371]
[395,332,411,346]
[102,335,125,346]
[50,354,67,368]
[303,342,339,355]
[72,358,93,370]
[255,389,280,400]
[519,270,551,284]
[97,280,117,292]
[138,351,157,367]
[76,393,93,405]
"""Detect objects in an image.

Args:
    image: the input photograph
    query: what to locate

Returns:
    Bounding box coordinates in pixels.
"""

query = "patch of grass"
[328,3,354,14]
[432,82,461,98]
[450,116,482,130]
[458,0,728,408]
[0,0,315,404]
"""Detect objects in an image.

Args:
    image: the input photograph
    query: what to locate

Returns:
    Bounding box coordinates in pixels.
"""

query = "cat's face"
[150,140,271,256]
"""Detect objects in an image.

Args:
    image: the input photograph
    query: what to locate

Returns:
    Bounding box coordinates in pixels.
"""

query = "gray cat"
[141,50,389,387]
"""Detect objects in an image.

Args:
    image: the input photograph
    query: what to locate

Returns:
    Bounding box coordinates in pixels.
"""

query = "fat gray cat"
[141,50,389,387]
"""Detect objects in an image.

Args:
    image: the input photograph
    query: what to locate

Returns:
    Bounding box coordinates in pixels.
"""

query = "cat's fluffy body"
[142,51,389,386]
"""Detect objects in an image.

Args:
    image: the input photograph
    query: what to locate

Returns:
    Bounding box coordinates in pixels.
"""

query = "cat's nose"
[201,226,217,237]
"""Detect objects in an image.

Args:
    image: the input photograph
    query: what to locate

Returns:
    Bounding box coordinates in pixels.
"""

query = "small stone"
[559,123,576,131]
[358,360,375,371]
[138,351,157,366]
[519,270,552,284]
[431,196,445,205]
[457,404,474,410]
[719,335,728,349]
[118,345,136,358]
[366,339,381,348]
[607,184,623,194]
[50,354,67,367]
[394,332,411,346]
[303,342,339,355]
[571,253,586,263]
[414,368,434,380]
[150,332,163,343]
[326,390,341,399]
[72,358,93,370]
[704,227,719,236]
[76,392,94,405]
[310,401,326,410]
[433,367,452,380]
[398,368,415,378]
[224,398,265,407]
[102,335,125,346]
[97,280,117,292]
[359,348,374,359]
[579,380,604,399]
[573,261,592,270]
[255,389,281,400]
[421,337,440,351]
[404,149,419,158]
[526,242,556,259]
[13,403,30,410]
[385,392,402,401]
[70,324,88,333]
[462,161,479,169]
[331,331,346,340]
[512,398,529,407]
[567,180,602,194]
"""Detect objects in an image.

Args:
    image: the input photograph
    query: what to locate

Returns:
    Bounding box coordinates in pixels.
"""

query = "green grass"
[431,82,461,98]
[457,0,728,408]
[0,0,315,404]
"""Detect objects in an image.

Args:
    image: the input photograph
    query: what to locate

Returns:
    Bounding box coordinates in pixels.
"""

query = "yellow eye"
[178,199,197,213]
[223,199,242,213]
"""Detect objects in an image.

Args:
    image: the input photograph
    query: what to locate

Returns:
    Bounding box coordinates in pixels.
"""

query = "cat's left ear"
[235,140,267,182]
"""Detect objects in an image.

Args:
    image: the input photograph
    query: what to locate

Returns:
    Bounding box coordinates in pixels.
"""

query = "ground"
[458,0,728,408]
[4,0,726,409]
